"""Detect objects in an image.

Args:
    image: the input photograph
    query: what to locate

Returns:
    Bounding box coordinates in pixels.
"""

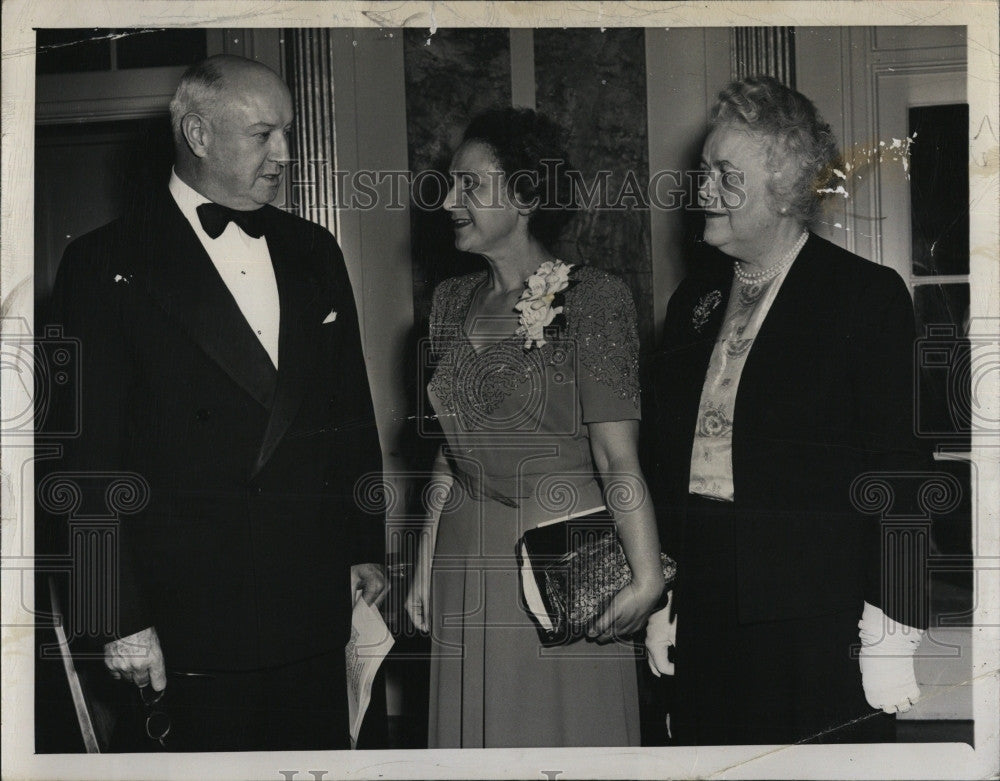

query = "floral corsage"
[514,260,575,350]
[691,289,722,332]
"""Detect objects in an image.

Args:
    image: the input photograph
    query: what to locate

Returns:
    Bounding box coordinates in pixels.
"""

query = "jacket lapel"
[656,249,733,496]
[736,233,821,415]
[252,210,326,476]
[136,192,278,410]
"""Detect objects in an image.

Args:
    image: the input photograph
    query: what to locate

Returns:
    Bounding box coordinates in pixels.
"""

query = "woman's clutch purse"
[516,509,677,646]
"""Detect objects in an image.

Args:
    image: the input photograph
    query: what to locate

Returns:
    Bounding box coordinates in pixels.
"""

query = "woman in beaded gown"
[405,108,664,748]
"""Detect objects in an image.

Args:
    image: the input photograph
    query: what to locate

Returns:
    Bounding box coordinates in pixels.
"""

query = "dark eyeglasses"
[139,685,171,746]
[138,671,215,747]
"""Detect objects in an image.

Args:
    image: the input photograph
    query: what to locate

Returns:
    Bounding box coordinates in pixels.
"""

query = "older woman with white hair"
[648,75,929,745]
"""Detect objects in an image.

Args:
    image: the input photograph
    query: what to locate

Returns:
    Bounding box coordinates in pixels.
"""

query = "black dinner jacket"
[653,233,927,628]
[43,186,384,671]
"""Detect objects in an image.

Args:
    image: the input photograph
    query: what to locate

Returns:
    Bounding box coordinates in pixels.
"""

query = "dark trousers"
[112,651,377,752]
[657,495,894,746]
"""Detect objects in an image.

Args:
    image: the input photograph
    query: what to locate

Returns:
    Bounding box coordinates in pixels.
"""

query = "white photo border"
[3,2,997,780]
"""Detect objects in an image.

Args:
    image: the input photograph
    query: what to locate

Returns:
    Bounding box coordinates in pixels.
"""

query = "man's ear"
[180,112,210,159]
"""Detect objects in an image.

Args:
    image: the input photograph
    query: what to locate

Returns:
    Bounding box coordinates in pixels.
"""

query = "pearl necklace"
[733,231,808,285]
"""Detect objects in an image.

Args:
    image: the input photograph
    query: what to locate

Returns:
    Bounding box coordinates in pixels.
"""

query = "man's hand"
[104,626,167,691]
[351,562,389,608]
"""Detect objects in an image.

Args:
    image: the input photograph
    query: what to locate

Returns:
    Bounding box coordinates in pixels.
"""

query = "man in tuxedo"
[45,54,386,751]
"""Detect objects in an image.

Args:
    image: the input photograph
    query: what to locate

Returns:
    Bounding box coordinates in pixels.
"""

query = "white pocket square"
[323,310,338,324]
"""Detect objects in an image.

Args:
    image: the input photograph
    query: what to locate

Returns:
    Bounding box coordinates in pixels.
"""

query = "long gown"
[424,266,643,748]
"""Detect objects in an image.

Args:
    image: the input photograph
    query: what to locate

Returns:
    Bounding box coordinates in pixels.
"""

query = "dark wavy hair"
[711,75,841,225]
[461,107,577,248]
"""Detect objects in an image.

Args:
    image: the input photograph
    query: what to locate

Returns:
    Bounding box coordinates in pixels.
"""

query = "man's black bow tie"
[196,202,266,239]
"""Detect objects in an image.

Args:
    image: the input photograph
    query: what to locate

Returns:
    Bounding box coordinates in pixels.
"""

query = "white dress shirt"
[169,170,281,368]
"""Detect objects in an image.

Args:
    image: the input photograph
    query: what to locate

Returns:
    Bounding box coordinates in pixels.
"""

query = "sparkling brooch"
[691,290,722,332]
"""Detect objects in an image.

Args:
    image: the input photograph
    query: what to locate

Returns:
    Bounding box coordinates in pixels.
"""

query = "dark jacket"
[42,187,384,671]
[653,233,928,628]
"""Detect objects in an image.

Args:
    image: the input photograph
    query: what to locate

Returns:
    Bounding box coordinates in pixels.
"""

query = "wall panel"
[403,28,512,326]
[535,27,653,348]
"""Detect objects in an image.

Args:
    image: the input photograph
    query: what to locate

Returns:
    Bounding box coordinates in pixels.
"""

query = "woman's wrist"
[630,574,665,603]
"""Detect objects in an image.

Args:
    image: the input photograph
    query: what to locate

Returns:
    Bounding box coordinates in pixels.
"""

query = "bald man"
[46,55,386,751]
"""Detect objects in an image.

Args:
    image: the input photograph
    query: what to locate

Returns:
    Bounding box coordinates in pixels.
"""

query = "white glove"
[858,601,924,714]
[644,589,677,677]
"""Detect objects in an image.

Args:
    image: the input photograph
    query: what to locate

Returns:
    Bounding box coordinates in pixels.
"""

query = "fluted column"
[731,27,796,87]
[286,29,337,232]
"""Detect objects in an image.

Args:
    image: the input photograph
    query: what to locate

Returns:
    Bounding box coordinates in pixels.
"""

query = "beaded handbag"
[517,510,677,646]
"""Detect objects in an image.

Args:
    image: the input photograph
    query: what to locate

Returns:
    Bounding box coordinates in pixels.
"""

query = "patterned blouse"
[689,262,795,501]
[426,266,640,519]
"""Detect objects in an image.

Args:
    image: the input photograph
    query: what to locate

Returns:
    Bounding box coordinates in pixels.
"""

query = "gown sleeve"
[563,268,641,424]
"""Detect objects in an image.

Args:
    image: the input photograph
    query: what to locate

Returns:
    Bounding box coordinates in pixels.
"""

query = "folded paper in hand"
[517,509,677,646]
[345,589,394,748]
